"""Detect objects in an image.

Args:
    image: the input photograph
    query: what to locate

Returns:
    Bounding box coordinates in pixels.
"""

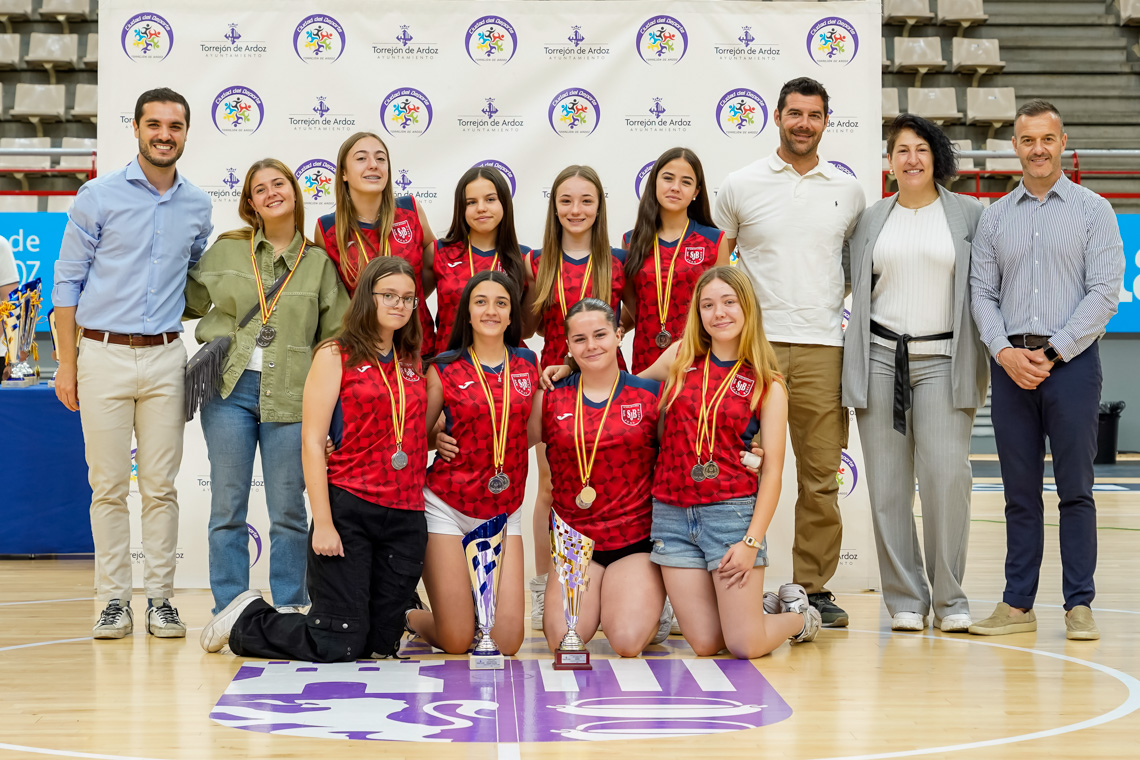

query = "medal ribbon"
[353,229,391,265]
[376,353,407,454]
[250,236,307,327]
[467,240,500,278]
[695,354,744,464]
[652,221,689,333]
[469,348,511,475]
[573,374,620,490]
[556,253,595,319]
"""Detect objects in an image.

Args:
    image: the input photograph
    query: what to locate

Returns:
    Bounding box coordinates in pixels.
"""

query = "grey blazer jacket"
[841,184,989,410]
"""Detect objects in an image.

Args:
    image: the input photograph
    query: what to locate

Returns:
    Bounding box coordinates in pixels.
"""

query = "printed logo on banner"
[121,13,173,61]
[807,17,859,66]
[248,524,263,568]
[200,168,244,202]
[295,159,336,210]
[293,14,345,63]
[625,96,692,134]
[837,450,859,498]
[372,24,439,60]
[382,88,433,137]
[548,88,600,137]
[634,160,655,199]
[199,22,267,58]
[465,16,518,65]
[473,159,517,197]
[713,25,781,62]
[826,104,862,136]
[393,169,439,204]
[636,15,688,64]
[288,95,357,133]
[212,86,265,135]
[829,161,857,178]
[716,89,769,138]
[545,24,612,61]
[456,97,525,134]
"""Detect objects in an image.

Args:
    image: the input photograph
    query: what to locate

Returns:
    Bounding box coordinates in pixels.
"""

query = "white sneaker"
[146,598,186,638]
[93,600,133,639]
[529,574,547,631]
[937,613,972,632]
[275,605,305,614]
[792,606,822,644]
[778,583,810,614]
[763,591,781,615]
[652,598,674,644]
[891,612,926,631]
[200,590,263,653]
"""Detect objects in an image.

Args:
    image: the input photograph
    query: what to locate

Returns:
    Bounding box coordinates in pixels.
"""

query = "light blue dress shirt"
[52,157,213,335]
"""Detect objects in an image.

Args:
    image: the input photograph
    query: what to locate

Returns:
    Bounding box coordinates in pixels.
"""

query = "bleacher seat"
[907,87,963,123]
[24,33,78,84]
[39,0,90,34]
[58,136,96,174]
[9,83,66,135]
[883,38,890,71]
[71,83,96,122]
[952,38,1005,85]
[937,0,989,34]
[883,88,901,122]
[47,195,73,213]
[0,32,19,68]
[967,87,1017,131]
[893,37,946,85]
[883,140,892,172]
[82,31,96,68]
[0,0,33,35]
[0,136,51,170]
[984,137,1022,179]
[884,0,934,36]
[1121,0,1140,24]
[0,196,39,212]
[953,139,976,172]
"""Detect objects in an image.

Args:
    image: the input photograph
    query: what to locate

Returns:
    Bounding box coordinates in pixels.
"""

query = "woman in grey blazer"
[842,115,989,633]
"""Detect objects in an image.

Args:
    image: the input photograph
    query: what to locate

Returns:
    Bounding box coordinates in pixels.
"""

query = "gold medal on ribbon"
[250,237,306,348]
[652,221,688,351]
[693,354,744,482]
[469,348,512,494]
[572,374,620,509]
[377,353,409,470]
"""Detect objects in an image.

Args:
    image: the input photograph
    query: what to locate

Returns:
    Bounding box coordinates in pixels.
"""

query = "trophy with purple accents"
[551,510,595,670]
[463,512,508,670]
[1,286,31,387]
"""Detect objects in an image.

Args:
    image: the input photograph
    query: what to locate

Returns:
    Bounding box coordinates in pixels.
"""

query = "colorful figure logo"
[636,15,688,64]
[295,159,336,206]
[472,159,517,197]
[466,16,518,65]
[837,450,859,498]
[121,13,174,62]
[381,88,433,137]
[212,86,264,135]
[806,17,859,66]
[715,89,769,138]
[293,14,346,63]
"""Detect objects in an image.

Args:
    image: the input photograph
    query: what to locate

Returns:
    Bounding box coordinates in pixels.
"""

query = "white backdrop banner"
[103,0,882,593]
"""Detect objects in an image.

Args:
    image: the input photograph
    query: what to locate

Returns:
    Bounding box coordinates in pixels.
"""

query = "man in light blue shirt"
[52,88,213,640]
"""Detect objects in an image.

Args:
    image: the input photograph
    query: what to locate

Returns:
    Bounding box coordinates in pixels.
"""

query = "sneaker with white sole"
[791,605,822,644]
[200,590,263,653]
[763,591,781,615]
[936,613,972,632]
[146,598,186,638]
[652,598,674,644]
[778,583,810,614]
[529,574,547,631]
[93,600,133,639]
[275,605,305,614]
[891,612,926,631]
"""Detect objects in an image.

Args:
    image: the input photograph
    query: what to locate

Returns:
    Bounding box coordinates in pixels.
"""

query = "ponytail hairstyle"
[625,147,715,278]
[216,158,309,244]
[432,270,523,365]
[661,266,781,411]
[562,297,620,373]
[438,165,527,292]
[333,132,396,288]
[320,256,422,370]
[531,165,613,315]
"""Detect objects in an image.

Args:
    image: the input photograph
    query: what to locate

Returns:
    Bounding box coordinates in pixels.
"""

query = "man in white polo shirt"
[713,77,866,627]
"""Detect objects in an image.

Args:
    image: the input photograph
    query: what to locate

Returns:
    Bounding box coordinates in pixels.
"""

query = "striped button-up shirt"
[969,174,1123,361]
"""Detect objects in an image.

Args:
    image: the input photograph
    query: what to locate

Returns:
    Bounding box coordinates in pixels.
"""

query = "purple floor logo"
[634,160,655,199]
[294,14,345,63]
[838,450,859,498]
[247,524,262,568]
[295,159,336,208]
[637,15,688,64]
[382,88,433,136]
[808,17,859,66]
[121,13,173,61]
[212,86,264,135]
[466,16,517,64]
[830,160,857,178]
[473,159,517,197]
[716,89,768,138]
[211,658,791,742]
[549,88,600,137]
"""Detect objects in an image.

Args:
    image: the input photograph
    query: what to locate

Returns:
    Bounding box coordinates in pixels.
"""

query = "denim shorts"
[649,497,769,571]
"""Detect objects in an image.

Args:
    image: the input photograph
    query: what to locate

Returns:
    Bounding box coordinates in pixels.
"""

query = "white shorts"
[423,487,523,537]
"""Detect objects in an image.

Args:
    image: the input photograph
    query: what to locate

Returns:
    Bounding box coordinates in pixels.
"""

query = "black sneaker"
[808,592,849,627]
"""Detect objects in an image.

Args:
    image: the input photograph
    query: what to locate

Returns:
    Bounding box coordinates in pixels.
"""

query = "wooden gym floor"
[2,479,1139,759]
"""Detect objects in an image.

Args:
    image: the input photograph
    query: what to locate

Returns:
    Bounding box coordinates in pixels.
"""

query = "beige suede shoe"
[1065,606,1100,640]
[968,603,1037,635]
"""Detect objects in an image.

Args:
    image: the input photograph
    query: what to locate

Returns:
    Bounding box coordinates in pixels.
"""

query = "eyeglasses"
[372,291,419,310]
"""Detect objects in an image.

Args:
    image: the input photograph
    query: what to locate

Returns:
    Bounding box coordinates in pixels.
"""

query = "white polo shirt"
[713,151,866,347]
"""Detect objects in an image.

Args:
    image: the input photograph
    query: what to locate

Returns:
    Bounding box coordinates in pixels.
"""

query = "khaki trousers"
[771,342,847,594]
[77,335,186,604]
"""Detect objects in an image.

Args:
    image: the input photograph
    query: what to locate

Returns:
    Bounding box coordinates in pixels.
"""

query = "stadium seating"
[0,136,51,170]
[82,31,95,67]
[906,87,963,123]
[1121,0,1140,24]
[936,0,989,34]
[883,88,901,122]
[893,36,946,85]
[57,136,95,174]
[966,87,1017,132]
[884,0,934,36]
[9,83,67,135]
[0,0,32,35]
[0,195,39,212]
[47,195,73,213]
[952,38,1005,85]
[70,83,96,122]
[24,32,78,83]
[0,31,18,68]
[883,38,890,71]
[39,0,91,34]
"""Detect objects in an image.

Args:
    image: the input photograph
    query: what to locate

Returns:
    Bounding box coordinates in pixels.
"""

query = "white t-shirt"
[713,151,866,346]
[0,237,18,358]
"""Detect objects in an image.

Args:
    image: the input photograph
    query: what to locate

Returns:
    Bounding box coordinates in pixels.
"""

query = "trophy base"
[553,648,591,670]
[2,377,35,388]
[470,651,505,670]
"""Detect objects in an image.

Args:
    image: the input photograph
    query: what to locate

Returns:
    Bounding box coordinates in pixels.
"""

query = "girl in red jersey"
[643,266,820,658]
[406,271,541,655]
[430,166,532,356]
[622,148,731,373]
[315,132,437,352]
[200,257,429,662]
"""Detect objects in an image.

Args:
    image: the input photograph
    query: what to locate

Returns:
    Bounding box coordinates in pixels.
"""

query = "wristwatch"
[743,535,760,549]
[1043,344,1062,363]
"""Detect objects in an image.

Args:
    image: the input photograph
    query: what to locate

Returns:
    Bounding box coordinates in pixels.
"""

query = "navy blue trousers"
[990,343,1100,611]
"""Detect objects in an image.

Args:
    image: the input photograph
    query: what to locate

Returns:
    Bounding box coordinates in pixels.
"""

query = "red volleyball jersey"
[327,348,427,511]
[317,195,435,352]
[543,372,660,550]
[431,240,532,356]
[623,222,724,373]
[426,345,540,518]
[531,247,628,370]
[653,355,763,508]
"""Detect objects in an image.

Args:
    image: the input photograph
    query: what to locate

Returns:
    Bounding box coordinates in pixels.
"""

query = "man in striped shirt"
[968,99,1124,641]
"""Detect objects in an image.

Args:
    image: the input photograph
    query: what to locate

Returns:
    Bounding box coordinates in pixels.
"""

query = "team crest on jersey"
[400,364,420,382]
[620,403,643,426]
[392,220,413,245]
[730,374,755,397]
[683,246,705,265]
[511,373,533,397]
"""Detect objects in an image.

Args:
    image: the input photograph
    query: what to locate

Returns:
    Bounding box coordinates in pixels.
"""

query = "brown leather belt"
[81,329,180,348]
[1008,334,1051,350]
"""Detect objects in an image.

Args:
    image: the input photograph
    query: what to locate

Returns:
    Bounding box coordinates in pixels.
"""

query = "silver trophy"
[462,513,508,670]
[18,279,42,380]
[551,510,595,670]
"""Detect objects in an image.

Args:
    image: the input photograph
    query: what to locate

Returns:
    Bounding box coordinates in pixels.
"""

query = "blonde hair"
[333,132,396,288]
[662,266,782,411]
[531,165,613,314]
[217,158,308,243]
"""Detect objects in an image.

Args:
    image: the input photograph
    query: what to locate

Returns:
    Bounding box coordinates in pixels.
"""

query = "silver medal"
[391,449,408,470]
[256,324,276,347]
[488,472,510,494]
[690,464,706,483]
[655,330,671,349]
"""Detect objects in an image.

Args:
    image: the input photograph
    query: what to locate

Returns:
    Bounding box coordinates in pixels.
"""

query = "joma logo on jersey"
[620,403,643,426]
[392,220,414,245]
[683,246,705,265]
[730,375,755,397]
[511,373,533,397]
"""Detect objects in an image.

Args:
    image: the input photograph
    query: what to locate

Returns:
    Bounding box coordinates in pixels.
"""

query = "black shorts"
[592,538,652,568]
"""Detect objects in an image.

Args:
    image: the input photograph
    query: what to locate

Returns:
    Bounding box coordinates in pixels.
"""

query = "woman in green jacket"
[186,158,349,615]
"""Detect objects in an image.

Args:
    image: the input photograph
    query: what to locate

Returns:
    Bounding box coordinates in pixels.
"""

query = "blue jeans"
[201,370,309,613]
